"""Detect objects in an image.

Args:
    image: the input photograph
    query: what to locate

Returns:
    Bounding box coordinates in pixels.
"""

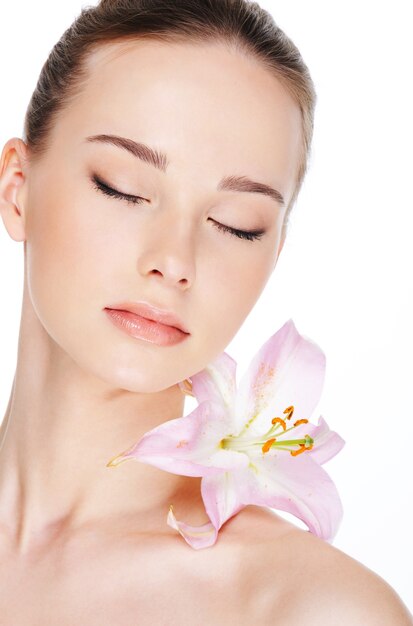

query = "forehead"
[54,39,302,195]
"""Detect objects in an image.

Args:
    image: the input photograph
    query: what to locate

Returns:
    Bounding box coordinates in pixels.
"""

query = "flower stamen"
[291,444,306,456]
[290,435,314,456]
[179,378,194,397]
[293,418,309,427]
[262,437,276,454]
[271,417,287,430]
[221,405,314,458]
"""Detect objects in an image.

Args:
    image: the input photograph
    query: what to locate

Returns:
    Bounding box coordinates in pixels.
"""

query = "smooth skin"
[0,39,411,625]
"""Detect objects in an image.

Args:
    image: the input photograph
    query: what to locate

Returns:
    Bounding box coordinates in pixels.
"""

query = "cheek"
[24,180,119,357]
[27,191,104,301]
[197,238,276,351]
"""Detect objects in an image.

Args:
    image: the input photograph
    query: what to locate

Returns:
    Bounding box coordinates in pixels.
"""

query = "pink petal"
[165,470,255,550]
[233,319,326,438]
[302,415,346,465]
[184,443,344,547]
[167,472,248,549]
[187,351,238,410]
[166,505,217,550]
[235,452,344,542]
[271,414,345,466]
[107,401,249,477]
[168,461,304,550]
[201,470,248,531]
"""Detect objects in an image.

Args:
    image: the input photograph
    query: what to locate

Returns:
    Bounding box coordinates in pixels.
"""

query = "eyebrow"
[85,133,285,207]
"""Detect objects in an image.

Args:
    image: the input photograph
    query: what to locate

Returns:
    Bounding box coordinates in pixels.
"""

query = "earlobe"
[0,137,30,242]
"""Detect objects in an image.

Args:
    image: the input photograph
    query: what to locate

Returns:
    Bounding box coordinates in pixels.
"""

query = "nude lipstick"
[104,302,190,346]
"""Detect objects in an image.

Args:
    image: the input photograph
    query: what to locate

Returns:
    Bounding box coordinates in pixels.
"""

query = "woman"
[0,0,411,623]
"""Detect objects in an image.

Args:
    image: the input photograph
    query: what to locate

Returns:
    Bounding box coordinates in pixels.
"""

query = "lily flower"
[106,319,345,550]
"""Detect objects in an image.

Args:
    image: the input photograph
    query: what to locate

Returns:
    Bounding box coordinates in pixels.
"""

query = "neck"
[0,285,201,555]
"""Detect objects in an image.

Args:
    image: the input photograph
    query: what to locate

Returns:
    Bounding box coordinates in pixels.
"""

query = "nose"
[137,211,196,290]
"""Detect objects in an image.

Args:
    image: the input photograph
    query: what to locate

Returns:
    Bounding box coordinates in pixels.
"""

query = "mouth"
[104,300,190,334]
[104,308,190,346]
[103,299,191,347]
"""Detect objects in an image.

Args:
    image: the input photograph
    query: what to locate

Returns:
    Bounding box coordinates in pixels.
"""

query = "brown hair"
[23,0,316,236]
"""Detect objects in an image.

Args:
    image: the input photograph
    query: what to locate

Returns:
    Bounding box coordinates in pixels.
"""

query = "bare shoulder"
[222,506,413,626]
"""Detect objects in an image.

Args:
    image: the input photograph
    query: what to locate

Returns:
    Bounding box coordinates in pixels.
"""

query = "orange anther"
[283,405,294,419]
[262,438,276,454]
[180,378,194,397]
[293,418,309,427]
[271,417,287,430]
[290,444,306,456]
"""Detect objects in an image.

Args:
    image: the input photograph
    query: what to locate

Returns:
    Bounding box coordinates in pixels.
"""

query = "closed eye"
[209,219,266,242]
[90,174,266,242]
[91,174,146,205]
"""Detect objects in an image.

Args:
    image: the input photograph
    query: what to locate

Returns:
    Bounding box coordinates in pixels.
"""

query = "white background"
[0,0,412,612]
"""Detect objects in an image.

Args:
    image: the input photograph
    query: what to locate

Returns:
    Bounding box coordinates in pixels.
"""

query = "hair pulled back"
[23,0,316,229]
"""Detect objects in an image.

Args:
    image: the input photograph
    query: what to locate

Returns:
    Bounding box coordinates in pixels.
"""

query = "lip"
[104,308,189,346]
[105,301,190,334]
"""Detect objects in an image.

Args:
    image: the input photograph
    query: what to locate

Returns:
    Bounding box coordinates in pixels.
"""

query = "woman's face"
[16,40,302,392]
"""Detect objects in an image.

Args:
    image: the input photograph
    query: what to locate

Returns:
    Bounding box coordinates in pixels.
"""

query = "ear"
[0,137,30,242]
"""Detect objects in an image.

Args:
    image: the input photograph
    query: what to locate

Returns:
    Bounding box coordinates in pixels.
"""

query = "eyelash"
[90,174,265,242]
